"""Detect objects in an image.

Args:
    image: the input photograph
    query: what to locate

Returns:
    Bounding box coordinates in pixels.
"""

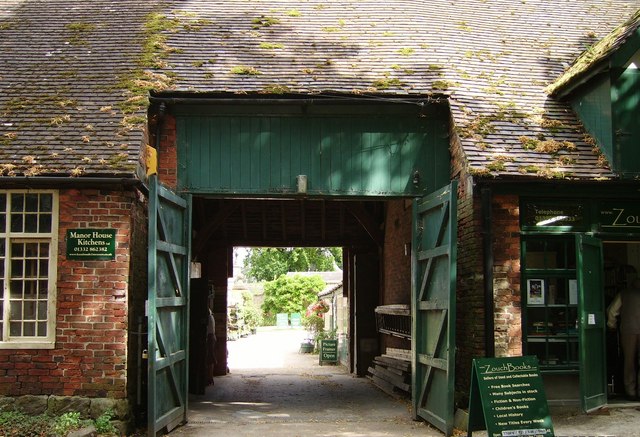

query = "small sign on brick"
[66,228,116,260]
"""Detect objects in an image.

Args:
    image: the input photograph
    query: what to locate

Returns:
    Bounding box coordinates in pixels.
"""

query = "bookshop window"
[522,236,578,371]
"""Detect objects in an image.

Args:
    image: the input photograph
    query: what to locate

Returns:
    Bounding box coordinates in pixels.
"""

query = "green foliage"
[0,410,90,437]
[94,409,117,435]
[241,291,263,329]
[52,411,85,436]
[302,313,325,334]
[261,274,325,318]
[244,247,342,282]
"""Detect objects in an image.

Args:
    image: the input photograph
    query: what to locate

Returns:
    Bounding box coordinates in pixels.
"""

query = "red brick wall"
[382,200,412,305]
[381,199,412,350]
[0,189,138,399]
[492,194,522,357]
[158,115,178,189]
[455,176,485,400]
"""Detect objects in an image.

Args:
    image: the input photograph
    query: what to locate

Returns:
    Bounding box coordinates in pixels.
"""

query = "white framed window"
[0,191,58,349]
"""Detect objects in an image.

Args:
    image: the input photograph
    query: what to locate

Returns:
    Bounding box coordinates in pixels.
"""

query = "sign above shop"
[66,229,116,260]
[599,203,640,232]
[521,201,585,229]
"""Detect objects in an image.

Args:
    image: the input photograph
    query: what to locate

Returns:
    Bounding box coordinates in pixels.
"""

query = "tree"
[261,274,325,319]
[243,247,342,282]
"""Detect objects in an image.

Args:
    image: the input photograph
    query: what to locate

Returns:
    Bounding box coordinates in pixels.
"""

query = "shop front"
[518,195,640,410]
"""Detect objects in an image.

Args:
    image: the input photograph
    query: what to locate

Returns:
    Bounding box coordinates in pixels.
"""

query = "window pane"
[10,194,23,212]
[10,322,21,336]
[24,243,38,257]
[11,259,23,277]
[525,240,546,268]
[10,301,22,320]
[39,215,52,233]
[10,214,23,232]
[24,301,36,320]
[23,280,37,297]
[11,243,23,257]
[38,281,48,297]
[0,213,5,233]
[546,240,566,268]
[10,280,22,298]
[39,194,52,213]
[24,260,37,278]
[25,214,37,233]
[37,322,47,337]
[37,302,47,319]
[39,260,48,277]
[25,194,38,212]
[23,322,35,336]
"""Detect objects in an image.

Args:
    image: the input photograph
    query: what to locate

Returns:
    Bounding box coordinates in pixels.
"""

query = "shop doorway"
[603,241,640,402]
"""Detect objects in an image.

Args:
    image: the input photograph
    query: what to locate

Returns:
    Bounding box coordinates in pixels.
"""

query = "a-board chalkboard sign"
[468,356,554,437]
[319,339,338,365]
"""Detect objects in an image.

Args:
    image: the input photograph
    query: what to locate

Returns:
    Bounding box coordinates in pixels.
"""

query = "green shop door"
[576,234,607,412]
[148,175,192,435]
[411,181,457,436]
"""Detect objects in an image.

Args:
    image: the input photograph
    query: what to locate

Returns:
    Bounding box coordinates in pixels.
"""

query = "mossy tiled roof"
[547,8,640,97]
[1,0,639,180]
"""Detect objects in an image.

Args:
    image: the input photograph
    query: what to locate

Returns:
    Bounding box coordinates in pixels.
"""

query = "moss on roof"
[546,8,640,96]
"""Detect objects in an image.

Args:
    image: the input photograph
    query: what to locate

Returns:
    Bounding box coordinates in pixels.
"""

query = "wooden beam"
[192,202,239,258]
[346,202,384,247]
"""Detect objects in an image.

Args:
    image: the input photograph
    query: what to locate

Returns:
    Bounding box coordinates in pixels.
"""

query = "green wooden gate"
[576,234,607,412]
[148,175,191,436]
[411,181,457,436]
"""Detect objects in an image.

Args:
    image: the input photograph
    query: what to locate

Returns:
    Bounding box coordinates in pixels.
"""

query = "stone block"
[0,396,15,412]
[15,395,47,415]
[47,395,91,417]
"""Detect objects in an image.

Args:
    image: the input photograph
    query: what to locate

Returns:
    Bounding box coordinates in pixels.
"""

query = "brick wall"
[381,199,412,350]
[0,189,139,399]
[455,176,485,401]
[492,194,522,357]
[158,114,178,189]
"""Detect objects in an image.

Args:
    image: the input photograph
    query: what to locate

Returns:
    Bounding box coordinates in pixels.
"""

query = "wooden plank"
[378,355,411,371]
[373,359,405,376]
[386,347,412,360]
[370,365,410,391]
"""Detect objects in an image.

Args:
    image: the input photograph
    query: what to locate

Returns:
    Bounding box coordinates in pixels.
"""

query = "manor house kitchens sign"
[66,229,117,260]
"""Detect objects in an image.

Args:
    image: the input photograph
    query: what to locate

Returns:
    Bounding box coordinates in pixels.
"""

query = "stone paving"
[169,328,640,437]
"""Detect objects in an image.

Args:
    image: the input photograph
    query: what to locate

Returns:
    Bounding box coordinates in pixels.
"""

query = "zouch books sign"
[66,229,116,260]
[467,356,554,437]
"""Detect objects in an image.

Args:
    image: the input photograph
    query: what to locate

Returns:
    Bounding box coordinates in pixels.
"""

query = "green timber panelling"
[176,104,449,196]
[571,76,613,162]
[612,69,640,176]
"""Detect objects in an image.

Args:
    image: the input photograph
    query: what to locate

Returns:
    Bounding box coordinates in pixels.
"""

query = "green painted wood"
[612,69,640,176]
[576,235,607,412]
[411,181,457,436]
[148,175,191,436]
[177,105,449,196]
[571,76,613,164]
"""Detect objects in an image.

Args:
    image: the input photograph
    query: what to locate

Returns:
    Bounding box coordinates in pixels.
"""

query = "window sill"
[0,340,55,350]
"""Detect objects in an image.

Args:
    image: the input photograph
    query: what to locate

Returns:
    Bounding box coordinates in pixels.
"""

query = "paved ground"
[170,328,640,437]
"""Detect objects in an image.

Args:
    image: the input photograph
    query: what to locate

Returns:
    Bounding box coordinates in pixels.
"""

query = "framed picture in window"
[527,279,545,305]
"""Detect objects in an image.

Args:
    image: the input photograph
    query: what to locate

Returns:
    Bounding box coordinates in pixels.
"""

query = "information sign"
[276,313,289,328]
[290,312,302,327]
[468,356,554,437]
[319,339,338,364]
[66,229,116,260]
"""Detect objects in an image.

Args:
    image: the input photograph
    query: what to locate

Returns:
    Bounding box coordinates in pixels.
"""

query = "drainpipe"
[481,187,495,357]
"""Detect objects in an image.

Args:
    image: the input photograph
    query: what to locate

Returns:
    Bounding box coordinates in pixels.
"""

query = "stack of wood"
[367,347,411,398]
